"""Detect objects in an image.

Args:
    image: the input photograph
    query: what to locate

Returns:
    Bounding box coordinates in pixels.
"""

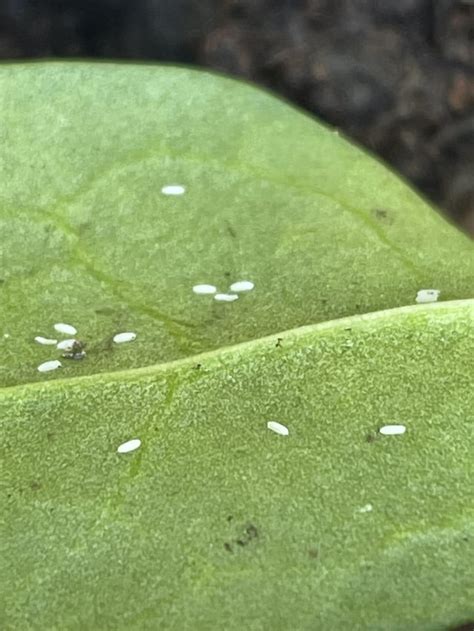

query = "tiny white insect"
[113,332,137,344]
[117,438,141,454]
[54,322,77,336]
[230,280,254,292]
[379,424,406,436]
[192,284,217,295]
[3,333,10,339]
[56,339,76,351]
[35,336,58,346]
[214,293,239,302]
[358,504,373,513]
[267,421,289,436]
[37,360,62,373]
[161,185,186,196]
[416,289,440,304]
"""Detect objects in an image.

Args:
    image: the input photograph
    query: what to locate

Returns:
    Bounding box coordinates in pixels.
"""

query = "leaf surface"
[1,63,473,630]
[1,62,473,386]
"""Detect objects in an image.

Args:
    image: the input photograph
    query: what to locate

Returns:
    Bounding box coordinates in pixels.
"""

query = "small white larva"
[54,323,77,336]
[35,336,58,346]
[214,293,239,302]
[192,284,217,295]
[358,504,373,513]
[161,185,186,196]
[267,421,289,436]
[37,360,62,373]
[113,332,137,344]
[379,424,406,436]
[230,280,254,292]
[416,289,440,304]
[56,339,76,351]
[117,438,141,454]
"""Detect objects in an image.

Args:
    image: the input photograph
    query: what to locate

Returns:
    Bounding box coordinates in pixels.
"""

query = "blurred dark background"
[1,0,473,232]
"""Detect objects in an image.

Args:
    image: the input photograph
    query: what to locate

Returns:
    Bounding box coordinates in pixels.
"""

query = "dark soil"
[1,0,473,232]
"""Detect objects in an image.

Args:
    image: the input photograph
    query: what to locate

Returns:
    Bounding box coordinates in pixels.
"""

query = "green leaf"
[1,62,474,387]
[1,62,473,630]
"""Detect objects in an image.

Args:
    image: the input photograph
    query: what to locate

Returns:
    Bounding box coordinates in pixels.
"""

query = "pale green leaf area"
[2,302,474,630]
[1,62,474,386]
[1,63,474,630]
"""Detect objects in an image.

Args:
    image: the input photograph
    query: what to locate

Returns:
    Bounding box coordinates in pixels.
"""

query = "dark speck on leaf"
[94,306,116,316]
[194,363,202,370]
[232,522,259,548]
[246,524,258,539]
[62,340,87,360]
[373,208,394,224]
[227,515,233,523]
[30,480,41,491]
[447,623,474,631]
[366,432,378,443]
[308,548,318,559]
[226,221,237,238]
[224,542,232,552]
[276,337,283,348]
